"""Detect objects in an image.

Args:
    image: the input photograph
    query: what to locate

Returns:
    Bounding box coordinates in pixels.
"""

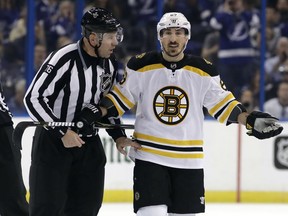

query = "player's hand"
[115,137,141,156]
[61,129,85,148]
[246,111,283,139]
[76,104,103,134]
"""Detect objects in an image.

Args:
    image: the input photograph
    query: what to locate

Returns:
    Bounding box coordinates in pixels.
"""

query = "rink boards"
[14,117,288,203]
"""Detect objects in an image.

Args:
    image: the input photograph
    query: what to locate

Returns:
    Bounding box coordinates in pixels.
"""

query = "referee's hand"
[61,129,85,148]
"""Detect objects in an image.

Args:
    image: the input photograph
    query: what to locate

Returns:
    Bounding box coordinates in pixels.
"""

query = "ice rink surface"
[99,203,288,216]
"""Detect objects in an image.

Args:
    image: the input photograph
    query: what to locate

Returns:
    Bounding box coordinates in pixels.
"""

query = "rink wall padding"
[15,117,288,203]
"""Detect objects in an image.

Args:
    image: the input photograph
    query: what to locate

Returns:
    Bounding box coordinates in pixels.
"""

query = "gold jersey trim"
[134,132,203,146]
[183,65,210,77]
[137,63,165,72]
[209,93,235,116]
[140,146,204,159]
[219,100,240,123]
[106,94,125,116]
[112,85,134,109]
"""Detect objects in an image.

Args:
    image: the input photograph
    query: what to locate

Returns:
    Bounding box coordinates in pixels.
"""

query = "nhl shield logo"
[274,136,288,169]
[100,73,112,92]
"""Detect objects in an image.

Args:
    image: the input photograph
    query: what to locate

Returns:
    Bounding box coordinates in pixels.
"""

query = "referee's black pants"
[29,127,106,216]
[0,125,29,216]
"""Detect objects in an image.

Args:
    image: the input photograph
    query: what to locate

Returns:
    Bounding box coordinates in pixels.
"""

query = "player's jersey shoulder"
[127,51,161,71]
[184,54,219,77]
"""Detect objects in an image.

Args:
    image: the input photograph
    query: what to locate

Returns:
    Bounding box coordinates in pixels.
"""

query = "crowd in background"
[0,0,288,119]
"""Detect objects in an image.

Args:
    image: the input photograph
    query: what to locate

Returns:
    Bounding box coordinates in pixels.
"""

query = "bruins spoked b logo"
[153,86,189,125]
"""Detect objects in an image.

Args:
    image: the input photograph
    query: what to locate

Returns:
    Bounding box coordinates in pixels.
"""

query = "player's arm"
[227,104,283,139]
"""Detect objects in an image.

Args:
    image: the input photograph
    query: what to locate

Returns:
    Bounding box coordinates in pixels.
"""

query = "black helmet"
[81,7,121,35]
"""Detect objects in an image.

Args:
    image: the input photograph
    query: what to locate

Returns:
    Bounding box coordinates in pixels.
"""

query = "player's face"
[97,32,119,58]
[160,28,188,58]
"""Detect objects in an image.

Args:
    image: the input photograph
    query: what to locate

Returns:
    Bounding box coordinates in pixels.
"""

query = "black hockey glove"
[76,104,103,135]
[246,111,283,139]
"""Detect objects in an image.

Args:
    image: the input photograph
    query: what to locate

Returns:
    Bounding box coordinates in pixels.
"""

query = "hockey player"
[77,12,283,216]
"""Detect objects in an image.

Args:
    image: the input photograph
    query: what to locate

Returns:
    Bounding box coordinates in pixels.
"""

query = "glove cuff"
[246,111,256,130]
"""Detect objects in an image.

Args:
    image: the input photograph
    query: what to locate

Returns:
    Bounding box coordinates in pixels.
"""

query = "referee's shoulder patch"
[127,51,160,71]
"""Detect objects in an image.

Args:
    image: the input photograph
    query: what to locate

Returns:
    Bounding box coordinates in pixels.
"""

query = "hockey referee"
[24,7,139,216]
[0,82,29,215]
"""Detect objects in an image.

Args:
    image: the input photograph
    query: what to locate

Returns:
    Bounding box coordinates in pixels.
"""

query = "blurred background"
[1,0,288,206]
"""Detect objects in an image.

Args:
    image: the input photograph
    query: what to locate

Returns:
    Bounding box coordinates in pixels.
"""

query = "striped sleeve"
[24,48,76,137]
[204,76,241,124]
[105,66,140,116]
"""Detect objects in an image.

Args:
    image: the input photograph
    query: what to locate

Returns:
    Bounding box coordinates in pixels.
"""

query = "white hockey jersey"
[106,52,240,169]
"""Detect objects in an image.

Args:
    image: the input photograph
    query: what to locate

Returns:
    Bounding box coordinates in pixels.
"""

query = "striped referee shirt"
[24,39,126,139]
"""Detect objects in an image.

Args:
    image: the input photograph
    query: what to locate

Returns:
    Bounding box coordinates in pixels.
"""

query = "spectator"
[49,0,76,50]
[265,37,288,83]
[210,0,260,99]
[266,4,280,29]
[201,31,220,66]
[255,25,280,59]
[276,0,288,37]
[255,5,281,58]
[0,0,21,44]
[264,81,288,119]
[6,78,26,115]
[129,0,158,52]
[276,0,288,23]
[56,35,73,49]
[36,0,59,23]
[198,0,224,26]
[9,6,46,45]
[0,42,25,100]
[34,43,47,72]
[239,87,258,113]
[35,0,60,51]
[8,6,26,42]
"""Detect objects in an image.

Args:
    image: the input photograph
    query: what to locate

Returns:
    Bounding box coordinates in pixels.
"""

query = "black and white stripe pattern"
[24,39,119,135]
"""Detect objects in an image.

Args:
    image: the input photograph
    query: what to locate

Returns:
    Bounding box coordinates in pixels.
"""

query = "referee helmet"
[81,7,123,42]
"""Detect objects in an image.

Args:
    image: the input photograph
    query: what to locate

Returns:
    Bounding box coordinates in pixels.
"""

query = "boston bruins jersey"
[106,51,240,169]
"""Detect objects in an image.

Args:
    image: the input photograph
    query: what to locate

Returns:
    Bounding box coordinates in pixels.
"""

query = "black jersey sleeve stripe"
[137,140,203,152]
[109,91,130,112]
[213,99,239,120]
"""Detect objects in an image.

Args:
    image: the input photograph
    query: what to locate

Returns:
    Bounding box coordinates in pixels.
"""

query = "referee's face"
[98,32,119,58]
